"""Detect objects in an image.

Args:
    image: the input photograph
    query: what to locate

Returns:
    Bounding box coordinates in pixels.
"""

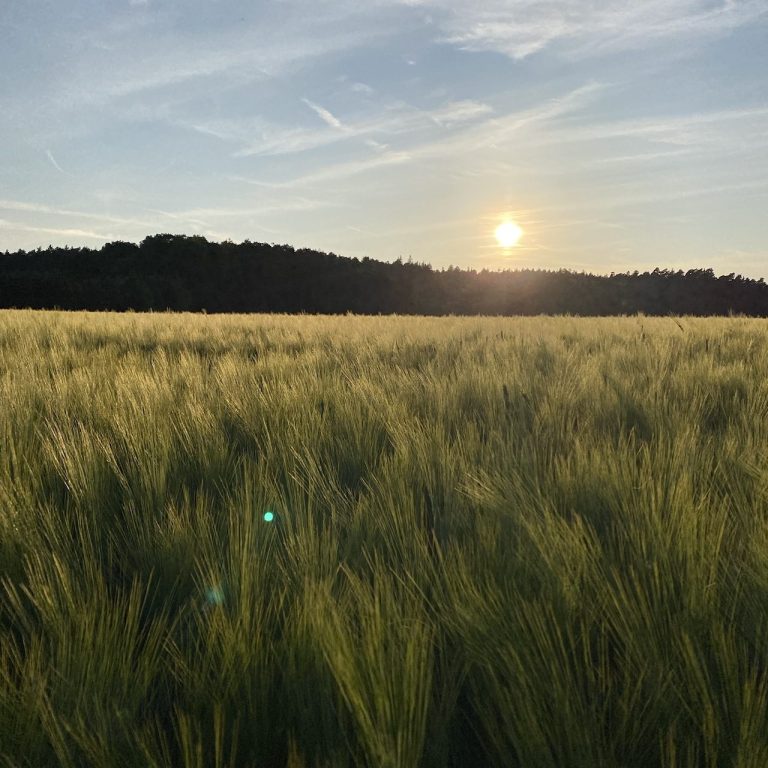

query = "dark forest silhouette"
[1,234,766,316]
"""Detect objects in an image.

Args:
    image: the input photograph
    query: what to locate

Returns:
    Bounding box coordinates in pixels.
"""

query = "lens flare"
[263,511,275,522]
[206,586,224,605]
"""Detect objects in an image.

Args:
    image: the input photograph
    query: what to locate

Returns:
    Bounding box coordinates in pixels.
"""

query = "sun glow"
[495,220,523,248]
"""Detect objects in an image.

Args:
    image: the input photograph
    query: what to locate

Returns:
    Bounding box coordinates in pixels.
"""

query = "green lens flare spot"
[263,511,275,522]
[206,586,224,606]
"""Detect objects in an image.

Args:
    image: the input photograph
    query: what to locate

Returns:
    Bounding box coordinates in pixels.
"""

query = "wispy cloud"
[596,177,768,210]
[149,196,338,224]
[0,199,155,228]
[0,197,330,242]
[350,81,375,95]
[234,82,602,187]
[56,20,383,108]
[302,98,346,130]
[228,124,345,157]
[430,100,493,127]
[0,219,115,241]
[219,96,499,158]
[412,0,768,59]
[0,199,157,227]
[233,150,413,189]
[365,139,389,152]
[45,149,68,175]
[413,82,603,155]
[527,105,768,157]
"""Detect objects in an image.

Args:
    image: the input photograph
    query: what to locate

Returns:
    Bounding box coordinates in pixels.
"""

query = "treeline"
[1,234,767,315]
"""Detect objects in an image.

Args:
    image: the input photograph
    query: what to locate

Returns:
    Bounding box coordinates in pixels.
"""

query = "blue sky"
[1,0,767,276]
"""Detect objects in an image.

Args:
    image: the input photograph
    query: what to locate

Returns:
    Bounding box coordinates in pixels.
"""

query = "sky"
[1,0,767,277]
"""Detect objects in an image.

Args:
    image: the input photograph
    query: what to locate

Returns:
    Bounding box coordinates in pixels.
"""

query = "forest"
[1,234,767,315]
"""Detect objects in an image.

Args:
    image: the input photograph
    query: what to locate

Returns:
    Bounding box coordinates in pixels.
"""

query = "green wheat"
[1,310,767,767]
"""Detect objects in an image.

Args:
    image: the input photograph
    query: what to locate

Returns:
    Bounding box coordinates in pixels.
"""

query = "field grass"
[1,309,768,767]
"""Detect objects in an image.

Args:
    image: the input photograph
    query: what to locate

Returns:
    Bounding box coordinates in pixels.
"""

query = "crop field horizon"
[2,310,768,767]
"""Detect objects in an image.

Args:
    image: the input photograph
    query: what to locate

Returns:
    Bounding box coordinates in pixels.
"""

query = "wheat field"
[1,310,768,767]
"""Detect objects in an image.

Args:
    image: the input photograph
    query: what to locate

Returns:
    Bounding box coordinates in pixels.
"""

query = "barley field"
[1,310,767,768]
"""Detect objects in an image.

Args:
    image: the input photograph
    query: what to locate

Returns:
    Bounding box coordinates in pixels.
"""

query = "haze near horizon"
[1,0,767,277]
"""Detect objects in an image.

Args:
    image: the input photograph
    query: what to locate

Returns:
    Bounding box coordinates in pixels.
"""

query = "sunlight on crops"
[1,310,768,767]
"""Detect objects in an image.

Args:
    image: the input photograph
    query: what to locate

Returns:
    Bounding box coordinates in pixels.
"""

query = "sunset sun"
[495,221,523,248]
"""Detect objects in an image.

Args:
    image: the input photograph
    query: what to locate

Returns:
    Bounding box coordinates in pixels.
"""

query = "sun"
[495,220,523,248]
